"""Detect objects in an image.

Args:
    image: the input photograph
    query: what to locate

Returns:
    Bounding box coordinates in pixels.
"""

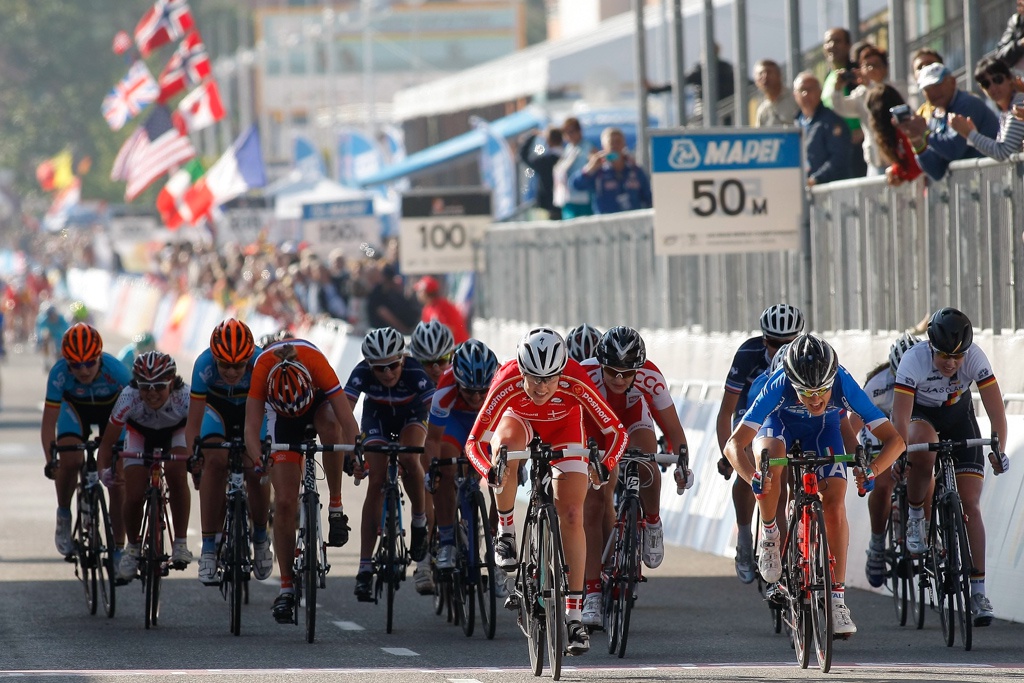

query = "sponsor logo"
[667,139,701,169]
[704,138,782,165]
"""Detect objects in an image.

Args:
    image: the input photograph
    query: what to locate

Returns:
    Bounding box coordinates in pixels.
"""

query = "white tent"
[273,178,372,220]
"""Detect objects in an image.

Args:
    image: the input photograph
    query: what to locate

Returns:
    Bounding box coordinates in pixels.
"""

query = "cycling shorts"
[757,416,848,481]
[361,402,427,445]
[265,391,327,465]
[502,409,588,476]
[911,401,984,477]
[122,420,187,468]
[202,394,267,441]
[57,400,118,442]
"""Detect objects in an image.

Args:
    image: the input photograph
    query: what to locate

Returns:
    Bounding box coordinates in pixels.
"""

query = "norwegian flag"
[157,30,211,102]
[101,61,159,131]
[134,0,195,57]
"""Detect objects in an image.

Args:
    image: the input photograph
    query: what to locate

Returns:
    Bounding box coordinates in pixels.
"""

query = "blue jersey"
[724,336,771,419]
[45,352,133,408]
[190,346,263,405]
[344,357,436,415]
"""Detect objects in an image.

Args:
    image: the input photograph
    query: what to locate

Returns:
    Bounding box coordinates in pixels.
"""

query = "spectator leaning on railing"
[794,72,852,186]
[864,84,923,186]
[949,56,1024,162]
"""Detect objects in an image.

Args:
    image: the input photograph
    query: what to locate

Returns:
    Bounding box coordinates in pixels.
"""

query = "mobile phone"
[889,104,912,123]
[841,69,859,84]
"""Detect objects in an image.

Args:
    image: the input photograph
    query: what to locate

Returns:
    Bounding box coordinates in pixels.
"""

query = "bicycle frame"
[137,448,187,630]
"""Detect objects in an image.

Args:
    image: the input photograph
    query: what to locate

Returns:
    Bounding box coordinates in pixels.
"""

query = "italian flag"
[156,159,204,228]
[182,126,265,225]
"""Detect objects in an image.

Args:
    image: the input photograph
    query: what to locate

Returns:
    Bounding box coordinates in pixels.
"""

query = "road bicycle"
[49,439,116,618]
[882,449,917,627]
[601,446,688,658]
[908,435,998,651]
[494,437,605,681]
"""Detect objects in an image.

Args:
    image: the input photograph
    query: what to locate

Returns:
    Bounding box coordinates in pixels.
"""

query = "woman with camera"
[830,46,893,176]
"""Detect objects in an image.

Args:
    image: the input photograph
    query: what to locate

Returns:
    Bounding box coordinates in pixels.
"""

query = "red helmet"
[266,360,314,417]
[61,323,103,364]
[133,351,177,383]
[210,318,255,364]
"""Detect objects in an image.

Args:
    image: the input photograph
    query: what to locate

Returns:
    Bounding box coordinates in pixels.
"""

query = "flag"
[111,126,146,182]
[122,105,196,202]
[172,80,225,133]
[156,159,204,228]
[43,178,82,231]
[182,126,265,223]
[35,150,76,192]
[294,135,325,180]
[473,118,517,220]
[112,30,133,55]
[134,0,194,57]
[337,130,382,186]
[157,30,211,102]
[101,61,159,131]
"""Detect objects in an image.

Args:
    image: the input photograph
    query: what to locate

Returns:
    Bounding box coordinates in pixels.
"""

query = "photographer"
[830,47,893,176]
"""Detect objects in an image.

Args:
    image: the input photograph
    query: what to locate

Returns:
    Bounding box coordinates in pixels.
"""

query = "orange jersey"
[249,339,342,402]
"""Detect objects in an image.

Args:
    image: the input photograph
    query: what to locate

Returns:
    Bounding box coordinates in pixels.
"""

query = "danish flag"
[134,0,195,57]
[157,30,211,102]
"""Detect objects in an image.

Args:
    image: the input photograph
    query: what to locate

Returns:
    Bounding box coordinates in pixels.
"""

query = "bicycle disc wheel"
[456,517,475,636]
[385,487,401,634]
[785,522,810,669]
[473,494,497,640]
[807,503,833,673]
[541,507,564,680]
[950,498,973,651]
[615,499,640,659]
[932,503,955,647]
[304,493,319,644]
[96,493,116,618]
[229,496,246,636]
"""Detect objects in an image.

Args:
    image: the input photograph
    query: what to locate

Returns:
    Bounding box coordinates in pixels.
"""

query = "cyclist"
[96,351,194,582]
[345,327,436,602]
[891,307,1009,626]
[716,304,804,584]
[407,320,456,594]
[424,340,499,574]
[565,324,602,362]
[115,332,157,370]
[244,339,360,623]
[578,326,692,627]
[186,319,272,585]
[724,334,905,636]
[42,323,132,559]
[467,327,627,655]
[69,300,93,325]
[36,303,70,370]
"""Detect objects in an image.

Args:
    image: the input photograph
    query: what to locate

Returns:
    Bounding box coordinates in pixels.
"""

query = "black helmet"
[927,307,973,355]
[565,324,602,362]
[782,334,838,390]
[596,326,646,370]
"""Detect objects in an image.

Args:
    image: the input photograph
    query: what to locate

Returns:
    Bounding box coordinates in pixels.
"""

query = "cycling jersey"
[858,368,894,447]
[110,382,191,464]
[35,311,69,342]
[579,358,656,436]
[466,358,627,475]
[115,343,138,370]
[249,340,343,403]
[191,346,264,439]
[345,357,435,442]
[46,353,133,440]
[428,366,480,448]
[724,336,772,421]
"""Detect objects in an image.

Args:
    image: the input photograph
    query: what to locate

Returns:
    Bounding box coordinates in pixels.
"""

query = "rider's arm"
[184,394,206,451]
[724,423,758,484]
[96,418,121,471]
[890,389,914,445]
[243,396,264,468]
[716,391,739,452]
[864,419,905,476]
[840,414,860,454]
[40,403,60,463]
[655,404,687,453]
[977,379,1008,456]
[423,421,445,467]
[326,389,360,444]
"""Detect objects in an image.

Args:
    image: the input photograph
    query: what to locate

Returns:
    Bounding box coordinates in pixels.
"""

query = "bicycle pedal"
[504,594,520,611]
[64,553,77,564]
[832,632,853,641]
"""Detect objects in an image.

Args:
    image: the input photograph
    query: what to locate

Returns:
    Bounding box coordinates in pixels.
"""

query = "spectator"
[821,27,868,178]
[570,127,652,214]
[413,276,470,344]
[365,262,420,334]
[677,44,740,124]
[754,59,799,127]
[911,49,944,118]
[995,0,1024,71]
[949,56,1024,162]
[897,63,1000,181]
[864,84,923,186]
[553,117,596,219]
[830,47,893,176]
[519,127,563,220]
[794,72,852,186]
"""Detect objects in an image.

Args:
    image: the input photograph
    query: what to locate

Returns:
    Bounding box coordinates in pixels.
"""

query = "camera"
[841,69,859,84]
[889,104,912,123]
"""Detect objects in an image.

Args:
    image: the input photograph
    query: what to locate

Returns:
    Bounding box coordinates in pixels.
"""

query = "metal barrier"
[478,154,1024,333]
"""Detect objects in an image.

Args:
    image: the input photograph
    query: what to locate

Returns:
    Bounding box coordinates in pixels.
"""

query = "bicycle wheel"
[540,507,565,680]
[931,502,955,648]
[519,514,544,677]
[949,496,973,651]
[602,524,620,654]
[888,496,914,626]
[430,527,446,617]
[915,549,928,630]
[228,495,246,636]
[472,493,497,640]
[77,495,98,616]
[455,517,475,636]
[143,494,163,629]
[615,498,640,659]
[384,487,401,634]
[807,503,833,673]
[96,493,116,618]
[303,492,319,644]
[785,519,811,669]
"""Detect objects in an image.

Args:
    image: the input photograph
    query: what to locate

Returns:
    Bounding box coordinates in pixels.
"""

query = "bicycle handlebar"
[905,436,999,453]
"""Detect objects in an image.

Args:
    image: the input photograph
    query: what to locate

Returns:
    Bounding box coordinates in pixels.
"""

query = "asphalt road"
[1,343,1023,682]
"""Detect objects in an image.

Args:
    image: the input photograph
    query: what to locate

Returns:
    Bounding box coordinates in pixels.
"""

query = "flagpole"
[362,0,376,140]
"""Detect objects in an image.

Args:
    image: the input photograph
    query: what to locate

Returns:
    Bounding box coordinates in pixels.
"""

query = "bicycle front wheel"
[807,502,833,673]
[614,498,640,659]
[228,494,246,636]
[784,518,810,669]
[77,495,98,616]
[384,486,401,634]
[540,506,565,680]
[96,492,116,618]
[455,517,474,635]
[888,496,912,626]
[303,492,320,644]
[143,494,164,629]
[472,493,497,639]
[949,496,973,651]
[932,502,955,647]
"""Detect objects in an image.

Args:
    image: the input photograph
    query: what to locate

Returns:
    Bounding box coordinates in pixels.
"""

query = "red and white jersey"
[466,358,626,476]
[429,366,478,427]
[580,357,675,430]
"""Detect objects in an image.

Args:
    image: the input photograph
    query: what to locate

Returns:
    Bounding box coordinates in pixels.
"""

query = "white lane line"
[447,679,485,683]
[381,647,419,656]
[333,621,365,631]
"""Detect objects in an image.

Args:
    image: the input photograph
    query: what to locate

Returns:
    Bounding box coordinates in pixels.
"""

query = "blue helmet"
[453,339,498,390]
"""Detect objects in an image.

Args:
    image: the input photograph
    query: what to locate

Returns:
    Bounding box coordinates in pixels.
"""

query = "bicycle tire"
[455,516,474,636]
[915,549,927,629]
[807,502,833,673]
[143,492,163,629]
[541,506,565,680]
[96,492,116,618]
[950,495,973,651]
[888,494,914,627]
[77,493,98,616]
[384,486,401,634]
[785,515,811,669]
[931,501,955,647]
[616,498,640,659]
[472,493,497,640]
[229,494,246,636]
[304,491,319,644]
[519,513,544,677]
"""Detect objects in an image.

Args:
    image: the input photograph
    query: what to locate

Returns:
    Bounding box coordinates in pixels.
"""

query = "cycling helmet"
[596,326,646,370]
[453,339,498,390]
[133,332,156,354]
[266,360,314,417]
[927,307,973,355]
[408,321,455,361]
[210,318,255,364]
[133,351,176,382]
[61,323,103,363]
[69,300,89,322]
[760,304,805,339]
[361,327,405,362]
[565,324,602,362]
[769,342,791,374]
[517,327,568,378]
[782,334,838,390]
[888,332,920,374]
[257,329,293,349]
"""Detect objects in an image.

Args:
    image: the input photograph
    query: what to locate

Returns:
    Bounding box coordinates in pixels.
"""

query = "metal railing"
[477,155,1024,334]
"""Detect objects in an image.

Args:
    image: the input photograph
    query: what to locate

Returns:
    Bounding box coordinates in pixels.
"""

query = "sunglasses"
[69,359,98,370]
[460,387,488,397]
[371,360,403,373]
[976,74,1006,90]
[933,349,967,361]
[216,360,248,372]
[524,373,560,386]
[602,366,637,380]
[794,383,833,398]
[138,381,172,392]
[420,354,452,368]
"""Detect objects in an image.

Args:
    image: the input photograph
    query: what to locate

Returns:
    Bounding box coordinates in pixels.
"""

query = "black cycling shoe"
[765,582,786,608]
[272,592,295,624]
[566,620,590,656]
[354,571,374,603]
[328,511,350,547]
[410,525,428,562]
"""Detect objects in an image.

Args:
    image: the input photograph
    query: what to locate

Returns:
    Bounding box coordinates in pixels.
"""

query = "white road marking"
[333,620,365,631]
[447,679,485,683]
[380,647,419,656]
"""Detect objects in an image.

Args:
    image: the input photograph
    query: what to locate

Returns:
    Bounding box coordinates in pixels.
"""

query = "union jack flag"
[134,0,195,57]
[157,30,211,102]
[101,61,159,131]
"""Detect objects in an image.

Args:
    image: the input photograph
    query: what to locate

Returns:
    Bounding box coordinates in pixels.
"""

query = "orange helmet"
[266,360,314,417]
[61,323,103,364]
[210,318,255,364]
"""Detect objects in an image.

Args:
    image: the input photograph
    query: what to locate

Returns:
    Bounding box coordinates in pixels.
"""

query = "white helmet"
[760,304,805,339]
[889,332,920,374]
[361,327,405,362]
[409,321,455,361]
[517,327,568,378]
[565,324,602,362]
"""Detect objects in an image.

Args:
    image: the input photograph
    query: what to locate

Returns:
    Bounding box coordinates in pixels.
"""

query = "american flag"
[121,105,196,202]
[101,61,159,131]
[135,0,195,57]
[157,30,211,102]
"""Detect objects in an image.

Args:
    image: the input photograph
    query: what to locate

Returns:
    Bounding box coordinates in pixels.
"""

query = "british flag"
[134,0,195,57]
[101,61,160,131]
[157,30,211,102]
